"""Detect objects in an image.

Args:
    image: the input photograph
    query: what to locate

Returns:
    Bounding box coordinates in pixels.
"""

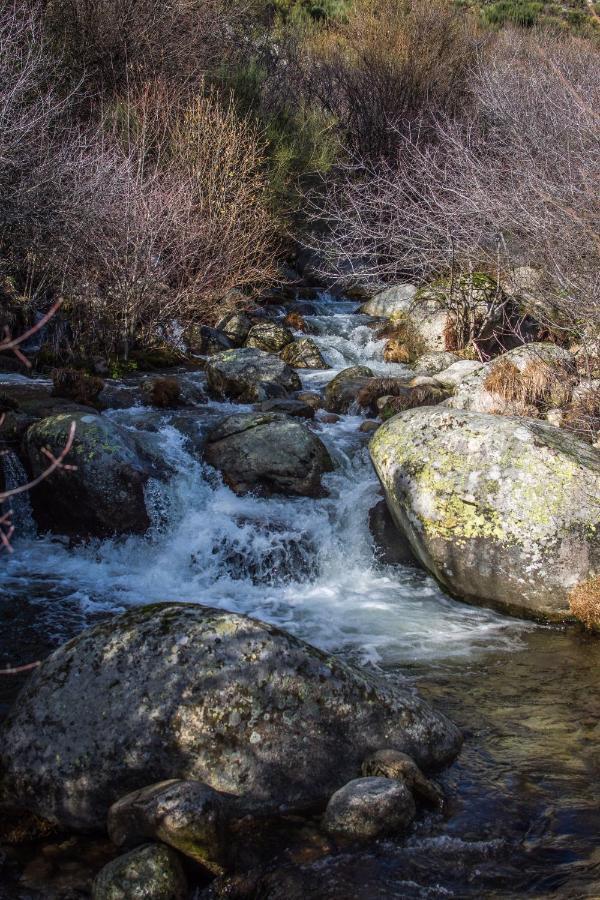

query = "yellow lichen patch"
[569,576,600,631]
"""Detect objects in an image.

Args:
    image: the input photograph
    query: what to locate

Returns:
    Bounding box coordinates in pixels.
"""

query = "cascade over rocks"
[206,348,301,403]
[0,603,462,831]
[370,407,600,620]
[204,412,333,497]
[24,412,152,538]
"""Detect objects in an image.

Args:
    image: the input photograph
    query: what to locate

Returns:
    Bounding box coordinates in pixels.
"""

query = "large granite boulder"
[24,412,151,538]
[369,407,600,620]
[204,412,333,497]
[206,349,301,403]
[0,603,462,831]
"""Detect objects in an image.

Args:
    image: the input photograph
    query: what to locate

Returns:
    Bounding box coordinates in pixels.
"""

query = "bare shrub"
[569,576,600,631]
[563,385,600,443]
[60,81,280,356]
[300,0,479,161]
[311,27,600,337]
[42,0,249,95]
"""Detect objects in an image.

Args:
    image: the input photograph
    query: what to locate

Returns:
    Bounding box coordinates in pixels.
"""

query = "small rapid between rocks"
[2,293,600,898]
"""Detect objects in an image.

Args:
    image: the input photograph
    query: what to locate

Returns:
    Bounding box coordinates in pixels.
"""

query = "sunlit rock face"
[0,603,461,831]
[370,407,600,621]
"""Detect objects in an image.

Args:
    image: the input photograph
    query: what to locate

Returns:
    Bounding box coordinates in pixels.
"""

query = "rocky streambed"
[1,289,600,898]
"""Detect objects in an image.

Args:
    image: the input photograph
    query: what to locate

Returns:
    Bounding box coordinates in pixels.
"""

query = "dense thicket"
[0,0,598,360]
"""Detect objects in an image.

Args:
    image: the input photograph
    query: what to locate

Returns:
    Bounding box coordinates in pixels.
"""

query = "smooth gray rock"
[413,352,460,376]
[358,284,417,317]
[92,843,187,900]
[108,780,227,873]
[206,349,301,403]
[245,322,294,353]
[322,777,416,840]
[204,412,333,497]
[370,406,600,620]
[324,366,374,414]
[0,603,462,831]
[280,338,329,370]
[25,412,151,538]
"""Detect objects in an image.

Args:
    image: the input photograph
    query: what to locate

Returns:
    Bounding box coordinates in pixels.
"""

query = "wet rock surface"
[0,603,462,832]
[322,777,416,840]
[25,412,152,538]
[206,349,301,403]
[204,412,334,497]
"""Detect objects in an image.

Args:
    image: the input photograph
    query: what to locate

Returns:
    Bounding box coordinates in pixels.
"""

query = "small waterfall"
[1,451,36,541]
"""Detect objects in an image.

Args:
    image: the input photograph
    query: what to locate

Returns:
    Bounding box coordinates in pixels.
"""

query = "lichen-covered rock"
[280,338,328,370]
[322,777,415,840]
[245,323,294,353]
[446,342,576,415]
[204,412,333,497]
[206,349,301,403]
[0,603,462,831]
[216,312,252,347]
[108,780,227,873]
[412,352,460,376]
[358,284,417,317]
[324,366,374,414]
[92,843,187,900]
[369,407,600,620]
[25,413,151,538]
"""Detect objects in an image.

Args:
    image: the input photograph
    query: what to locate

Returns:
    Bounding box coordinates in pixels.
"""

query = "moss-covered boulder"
[0,603,462,831]
[370,407,600,620]
[24,412,151,538]
[204,412,333,497]
[92,843,187,900]
[206,348,301,403]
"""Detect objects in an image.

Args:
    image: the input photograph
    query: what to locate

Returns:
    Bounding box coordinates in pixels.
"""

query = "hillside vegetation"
[0,0,598,365]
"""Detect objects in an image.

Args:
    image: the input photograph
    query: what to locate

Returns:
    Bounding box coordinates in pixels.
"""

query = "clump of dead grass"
[569,576,600,631]
[484,357,576,414]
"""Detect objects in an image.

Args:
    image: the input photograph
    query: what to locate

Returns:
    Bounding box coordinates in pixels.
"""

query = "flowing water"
[1,294,600,898]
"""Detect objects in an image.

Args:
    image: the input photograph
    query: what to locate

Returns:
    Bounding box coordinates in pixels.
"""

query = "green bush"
[482,1,544,26]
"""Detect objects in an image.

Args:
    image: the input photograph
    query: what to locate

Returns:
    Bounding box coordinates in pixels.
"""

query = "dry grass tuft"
[283,312,309,332]
[51,368,104,406]
[377,314,427,364]
[569,576,600,631]
[484,357,576,413]
[563,386,600,444]
[484,359,522,402]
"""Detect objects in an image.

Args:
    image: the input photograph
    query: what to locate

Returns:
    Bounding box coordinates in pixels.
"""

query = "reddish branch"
[0,298,63,368]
